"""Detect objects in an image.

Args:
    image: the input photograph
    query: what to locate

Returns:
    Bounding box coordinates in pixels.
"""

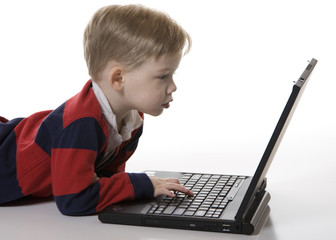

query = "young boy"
[0,4,193,216]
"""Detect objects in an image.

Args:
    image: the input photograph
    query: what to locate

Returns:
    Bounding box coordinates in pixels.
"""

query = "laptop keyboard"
[147,173,246,218]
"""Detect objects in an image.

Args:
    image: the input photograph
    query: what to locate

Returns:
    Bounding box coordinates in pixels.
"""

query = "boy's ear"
[109,67,124,91]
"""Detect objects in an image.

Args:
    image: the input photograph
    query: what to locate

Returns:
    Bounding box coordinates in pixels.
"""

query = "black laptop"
[98,58,318,235]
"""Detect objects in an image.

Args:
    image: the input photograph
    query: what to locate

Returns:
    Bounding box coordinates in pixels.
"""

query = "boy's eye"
[158,72,175,80]
[159,75,169,80]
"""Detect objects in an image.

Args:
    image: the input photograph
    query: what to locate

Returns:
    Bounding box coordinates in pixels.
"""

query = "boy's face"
[122,53,182,116]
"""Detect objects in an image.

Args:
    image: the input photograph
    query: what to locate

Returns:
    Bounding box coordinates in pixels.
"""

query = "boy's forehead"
[149,54,182,70]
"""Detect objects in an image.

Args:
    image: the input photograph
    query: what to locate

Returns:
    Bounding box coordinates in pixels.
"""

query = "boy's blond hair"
[83,4,191,80]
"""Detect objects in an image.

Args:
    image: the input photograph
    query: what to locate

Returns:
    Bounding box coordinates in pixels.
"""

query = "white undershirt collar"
[91,80,143,159]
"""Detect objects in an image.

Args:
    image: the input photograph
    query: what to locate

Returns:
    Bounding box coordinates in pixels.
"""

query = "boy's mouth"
[162,99,173,109]
[162,102,170,108]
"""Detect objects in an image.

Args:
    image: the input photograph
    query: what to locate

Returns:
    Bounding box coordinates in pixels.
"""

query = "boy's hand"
[149,176,194,198]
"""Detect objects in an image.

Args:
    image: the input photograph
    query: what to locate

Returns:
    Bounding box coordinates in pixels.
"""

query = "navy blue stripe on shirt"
[0,118,24,203]
[35,103,65,155]
[128,173,154,199]
[53,117,106,151]
[54,181,100,215]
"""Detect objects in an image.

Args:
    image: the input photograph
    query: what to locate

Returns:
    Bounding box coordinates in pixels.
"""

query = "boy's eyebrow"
[155,69,170,73]
[155,67,177,73]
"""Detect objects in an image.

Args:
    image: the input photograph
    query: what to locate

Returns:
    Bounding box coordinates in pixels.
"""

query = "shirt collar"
[91,80,143,142]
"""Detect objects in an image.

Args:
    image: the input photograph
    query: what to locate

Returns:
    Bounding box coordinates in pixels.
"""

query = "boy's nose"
[168,80,177,94]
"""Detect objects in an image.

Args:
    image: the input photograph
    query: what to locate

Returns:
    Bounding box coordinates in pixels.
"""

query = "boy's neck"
[95,79,130,132]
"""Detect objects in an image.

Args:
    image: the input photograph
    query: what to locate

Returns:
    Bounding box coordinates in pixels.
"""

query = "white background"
[1,0,335,239]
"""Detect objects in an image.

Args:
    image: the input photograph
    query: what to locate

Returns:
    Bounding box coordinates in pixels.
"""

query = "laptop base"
[98,172,270,235]
[99,199,270,235]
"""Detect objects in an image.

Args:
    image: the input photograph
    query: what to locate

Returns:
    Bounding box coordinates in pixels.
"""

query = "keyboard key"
[198,207,208,211]
[163,206,176,215]
[184,210,195,216]
[194,210,207,217]
[191,174,201,180]
[173,208,186,216]
[226,181,235,186]
[205,212,213,217]
[154,209,163,214]
[148,206,156,214]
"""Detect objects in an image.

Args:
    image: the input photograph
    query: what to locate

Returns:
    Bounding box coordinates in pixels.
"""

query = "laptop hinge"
[244,178,267,218]
[235,178,267,221]
[241,190,271,234]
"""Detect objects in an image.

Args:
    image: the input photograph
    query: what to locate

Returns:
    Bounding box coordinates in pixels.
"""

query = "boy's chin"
[145,109,164,117]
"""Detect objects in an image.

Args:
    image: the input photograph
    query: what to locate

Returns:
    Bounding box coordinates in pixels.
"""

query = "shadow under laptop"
[112,214,278,240]
[253,216,278,240]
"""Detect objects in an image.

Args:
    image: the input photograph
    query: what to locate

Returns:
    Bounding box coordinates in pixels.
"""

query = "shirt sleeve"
[51,117,153,216]
[95,125,154,212]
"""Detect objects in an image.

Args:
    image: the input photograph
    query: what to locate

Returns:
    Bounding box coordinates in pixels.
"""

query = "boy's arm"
[51,117,191,215]
[94,124,154,211]
[51,118,153,216]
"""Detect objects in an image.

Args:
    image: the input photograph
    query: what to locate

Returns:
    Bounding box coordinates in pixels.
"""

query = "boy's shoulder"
[62,80,103,128]
[34,80,108,153]
[41,80,105,133]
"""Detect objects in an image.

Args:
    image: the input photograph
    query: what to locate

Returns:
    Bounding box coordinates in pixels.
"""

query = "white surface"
[0,175,334,240]
[1,0,336,239]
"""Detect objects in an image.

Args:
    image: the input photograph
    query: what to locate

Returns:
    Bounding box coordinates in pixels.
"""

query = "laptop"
[98,58,318,235]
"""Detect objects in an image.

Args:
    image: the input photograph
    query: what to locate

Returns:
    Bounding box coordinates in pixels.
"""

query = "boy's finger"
[164,183,193,196]
[165,178,180,184]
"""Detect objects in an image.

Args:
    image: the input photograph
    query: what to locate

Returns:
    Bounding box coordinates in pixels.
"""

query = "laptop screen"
[235,58,318,221]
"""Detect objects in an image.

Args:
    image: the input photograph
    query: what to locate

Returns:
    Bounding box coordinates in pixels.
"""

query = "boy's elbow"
[55,194,98,216]
[54,188,100,216]
[56,200,80,216]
